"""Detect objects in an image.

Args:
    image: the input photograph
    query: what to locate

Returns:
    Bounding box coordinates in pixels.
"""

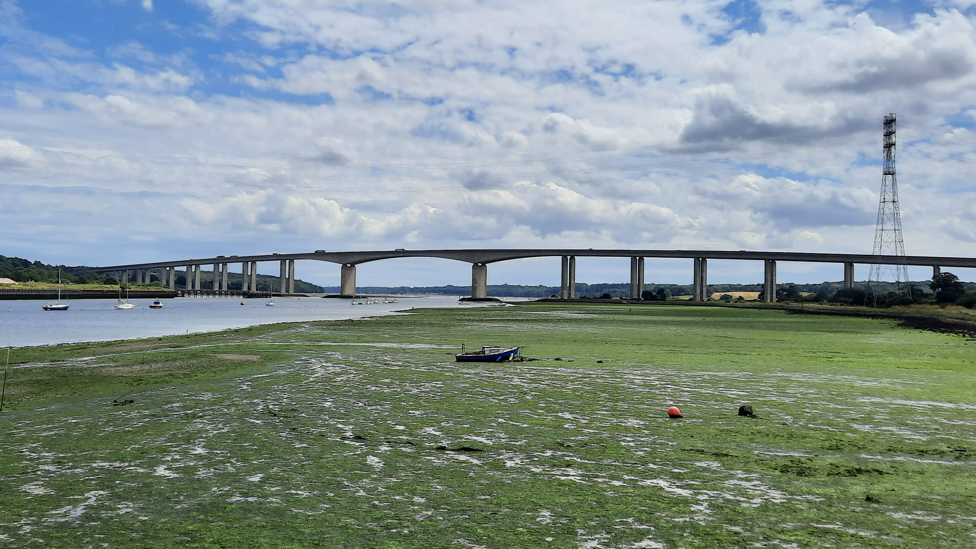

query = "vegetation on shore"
[0,255,323,292]
[2,303,975,547]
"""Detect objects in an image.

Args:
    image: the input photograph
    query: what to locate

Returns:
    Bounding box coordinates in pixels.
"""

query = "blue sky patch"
[356,85,392,101]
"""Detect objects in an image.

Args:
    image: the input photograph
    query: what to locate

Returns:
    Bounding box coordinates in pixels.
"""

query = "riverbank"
[2,303,974,547]
[0,288,180,300]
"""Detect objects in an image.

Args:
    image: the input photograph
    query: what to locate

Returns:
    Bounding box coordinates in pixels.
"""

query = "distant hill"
[0,255,323,293]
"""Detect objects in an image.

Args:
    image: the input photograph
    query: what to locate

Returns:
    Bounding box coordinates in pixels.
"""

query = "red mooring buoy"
[240,301,245,305]
[668,406,683,418]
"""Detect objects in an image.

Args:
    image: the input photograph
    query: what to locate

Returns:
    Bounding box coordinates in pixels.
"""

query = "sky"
[2,0,976,288]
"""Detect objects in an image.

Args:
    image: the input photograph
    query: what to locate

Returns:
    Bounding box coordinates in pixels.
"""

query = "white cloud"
[111,64,193,92]
[142,0,154,12]
[67,94,203,129]
[14,90,43,109]
[501,131,528,148]
[0,138,42,168]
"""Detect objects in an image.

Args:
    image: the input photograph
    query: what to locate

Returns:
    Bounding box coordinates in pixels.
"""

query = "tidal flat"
[1,303,975,548]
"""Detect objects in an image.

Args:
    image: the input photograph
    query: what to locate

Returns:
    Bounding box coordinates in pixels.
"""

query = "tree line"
[0,255,323,292]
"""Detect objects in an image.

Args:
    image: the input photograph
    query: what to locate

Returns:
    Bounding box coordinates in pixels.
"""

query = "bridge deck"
[84,249,976,272]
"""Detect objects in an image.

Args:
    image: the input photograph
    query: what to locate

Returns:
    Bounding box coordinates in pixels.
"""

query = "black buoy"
[738,405,756,417]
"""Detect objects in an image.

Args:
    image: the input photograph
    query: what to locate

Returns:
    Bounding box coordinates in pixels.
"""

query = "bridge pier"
[194,265,201,290]
[844,262,854,290]
[288,259,295,294]
[341,264,356,297]
[630,257,644,299]
[693,258,708,301]
[279,260,286,295]
[168,267,175,290]
[221,263,228,291]
[560,256,576,299]
[933,265,941,279]
[560,257,568,299]
[250,261,257,292]
[472,263,487,299]
[764,259,777,303]
[241,263,249,292]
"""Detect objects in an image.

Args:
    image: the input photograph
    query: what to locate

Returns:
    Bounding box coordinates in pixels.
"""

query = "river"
[0,295,500,348]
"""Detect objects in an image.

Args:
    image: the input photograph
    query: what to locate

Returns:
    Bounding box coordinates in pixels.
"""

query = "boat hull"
[455,347,521,362]
[42,304,69,311]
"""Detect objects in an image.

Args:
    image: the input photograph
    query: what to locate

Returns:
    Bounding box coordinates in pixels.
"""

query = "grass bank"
[1,303,975,547]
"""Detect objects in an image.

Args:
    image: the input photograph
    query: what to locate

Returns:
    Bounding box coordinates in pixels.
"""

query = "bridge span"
[84,249,975,303]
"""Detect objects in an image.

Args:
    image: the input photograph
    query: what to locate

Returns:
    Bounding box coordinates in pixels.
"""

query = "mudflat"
[1,303,974,547]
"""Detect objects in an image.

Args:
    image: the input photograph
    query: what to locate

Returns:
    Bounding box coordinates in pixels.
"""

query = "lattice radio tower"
[867,113,909,299]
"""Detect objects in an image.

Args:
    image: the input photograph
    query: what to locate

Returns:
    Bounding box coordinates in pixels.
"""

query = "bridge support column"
[123,270,129,285]
[212,263,219,291]
[693,258,708,301]
[194,265,201,290]
[279,260,286,295]
[472,263,487,299]
[560,256,569,299]
[241,263,249,292]
[764,260,777,303]
[933,265,941,280]
[250,261,258,292]
[569,256,576,298]
[630,257,644,299]
[341,264,356,297]
[221,264,228,291]
[168,267,175,290]
[844,262,854,290]
[287,260,295,294]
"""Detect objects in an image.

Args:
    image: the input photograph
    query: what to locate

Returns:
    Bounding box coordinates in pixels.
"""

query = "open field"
[2,304,975,547]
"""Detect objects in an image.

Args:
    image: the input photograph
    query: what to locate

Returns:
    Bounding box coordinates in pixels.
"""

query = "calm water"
[0,295,490,348]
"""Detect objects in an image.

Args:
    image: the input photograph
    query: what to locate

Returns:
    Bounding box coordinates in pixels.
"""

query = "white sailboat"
[266,280,275,306]
[42,268,70,311]
[114,287,135,310]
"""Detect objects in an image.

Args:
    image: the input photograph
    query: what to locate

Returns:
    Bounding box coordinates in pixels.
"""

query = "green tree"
[930,272,964,304]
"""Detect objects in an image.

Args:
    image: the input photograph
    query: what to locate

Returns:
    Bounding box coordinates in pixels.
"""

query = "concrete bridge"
[85,249,976,302]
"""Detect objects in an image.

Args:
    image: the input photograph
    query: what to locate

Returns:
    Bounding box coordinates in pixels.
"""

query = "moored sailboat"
[42,269,69,311]
[114,287,135,310]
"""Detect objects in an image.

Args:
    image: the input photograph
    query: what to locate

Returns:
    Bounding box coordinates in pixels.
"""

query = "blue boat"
[455,345,522,363]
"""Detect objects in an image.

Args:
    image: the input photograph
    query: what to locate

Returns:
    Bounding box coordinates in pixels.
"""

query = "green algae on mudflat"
[1,304,975,548]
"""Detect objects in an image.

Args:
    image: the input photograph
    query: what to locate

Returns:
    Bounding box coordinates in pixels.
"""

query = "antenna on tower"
[867,113,910,305]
